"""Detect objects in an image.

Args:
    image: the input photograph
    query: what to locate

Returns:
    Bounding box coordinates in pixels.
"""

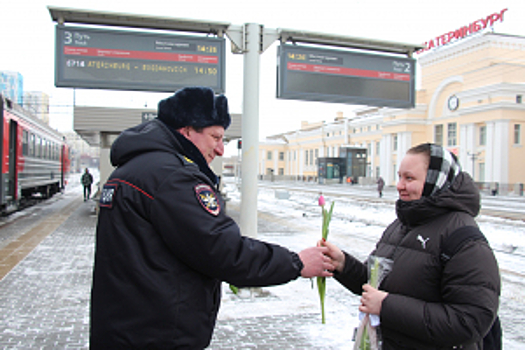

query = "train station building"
[258,32,525,194]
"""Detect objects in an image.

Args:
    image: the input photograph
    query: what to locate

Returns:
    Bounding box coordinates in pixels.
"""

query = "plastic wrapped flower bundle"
[317,194,335,324]
[353,255,392,350]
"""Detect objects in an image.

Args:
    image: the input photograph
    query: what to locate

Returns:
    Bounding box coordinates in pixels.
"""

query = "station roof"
[73,106,242,147]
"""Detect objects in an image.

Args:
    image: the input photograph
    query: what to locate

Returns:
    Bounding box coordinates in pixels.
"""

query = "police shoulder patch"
[176,153,195,166]
[99,182,119,209]
[194,184,220,216]
[182,156,194,164]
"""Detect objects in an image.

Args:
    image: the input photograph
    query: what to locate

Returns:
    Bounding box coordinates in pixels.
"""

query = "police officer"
[90,87,334,349]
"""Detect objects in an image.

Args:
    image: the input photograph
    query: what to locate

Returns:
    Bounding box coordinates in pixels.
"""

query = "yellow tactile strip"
[0,198,83,280]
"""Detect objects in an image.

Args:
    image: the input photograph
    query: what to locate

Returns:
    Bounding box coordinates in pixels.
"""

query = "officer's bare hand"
[318,239,345,273]
[298,246,334,278]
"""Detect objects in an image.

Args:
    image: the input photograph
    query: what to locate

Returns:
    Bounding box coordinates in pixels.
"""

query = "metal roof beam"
[278,28,423,57]
[47,6,230,35]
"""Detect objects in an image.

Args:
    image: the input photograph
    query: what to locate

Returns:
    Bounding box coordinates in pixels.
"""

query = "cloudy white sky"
[1,0,524,140]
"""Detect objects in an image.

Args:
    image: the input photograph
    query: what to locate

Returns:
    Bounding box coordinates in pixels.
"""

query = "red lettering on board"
[416,8,508,54]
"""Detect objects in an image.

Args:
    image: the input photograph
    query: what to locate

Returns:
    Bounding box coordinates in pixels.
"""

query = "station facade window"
[447,123,457,146]
[435,125,443,146]
[479,125,486,146]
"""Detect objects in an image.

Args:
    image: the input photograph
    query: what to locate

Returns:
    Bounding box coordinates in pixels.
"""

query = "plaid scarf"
[422,144,461,197]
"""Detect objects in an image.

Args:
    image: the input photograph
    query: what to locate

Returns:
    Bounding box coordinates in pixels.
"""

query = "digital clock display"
[197,45,218,54]
[55,25,225,93]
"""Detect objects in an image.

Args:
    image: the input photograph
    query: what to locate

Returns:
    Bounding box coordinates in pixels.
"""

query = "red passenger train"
[0,94,70,214]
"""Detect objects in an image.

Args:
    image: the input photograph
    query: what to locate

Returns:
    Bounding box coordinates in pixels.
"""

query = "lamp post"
[467,152,480,181]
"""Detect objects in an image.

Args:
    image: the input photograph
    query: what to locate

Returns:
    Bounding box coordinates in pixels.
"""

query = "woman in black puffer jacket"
[324,143,500,350]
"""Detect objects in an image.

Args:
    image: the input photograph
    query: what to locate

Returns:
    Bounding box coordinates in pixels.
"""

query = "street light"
[467,152,480,180]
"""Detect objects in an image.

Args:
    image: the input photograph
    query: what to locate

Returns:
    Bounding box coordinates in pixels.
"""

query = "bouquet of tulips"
[353,255,392,350]
[317,194,334,324]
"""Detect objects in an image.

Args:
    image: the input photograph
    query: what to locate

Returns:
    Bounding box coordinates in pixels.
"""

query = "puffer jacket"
[90,120,304,349]
[335,172,500,350]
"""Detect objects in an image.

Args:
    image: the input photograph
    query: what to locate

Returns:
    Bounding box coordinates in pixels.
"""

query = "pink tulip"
[317,195,335,324]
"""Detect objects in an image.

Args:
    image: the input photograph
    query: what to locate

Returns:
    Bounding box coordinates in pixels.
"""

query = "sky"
[1,0,524,143]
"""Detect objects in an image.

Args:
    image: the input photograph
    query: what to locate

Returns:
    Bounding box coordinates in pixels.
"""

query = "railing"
[255,175,524,196]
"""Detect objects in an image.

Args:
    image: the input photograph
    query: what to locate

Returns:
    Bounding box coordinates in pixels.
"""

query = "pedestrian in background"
[377,176,385,198]
[490,181,499,196]
[323,143,500,349]
[81,168,93,201]
[90,87,334,349]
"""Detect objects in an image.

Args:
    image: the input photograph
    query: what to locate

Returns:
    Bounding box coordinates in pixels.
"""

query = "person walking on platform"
[81,168,93,201]
[90,87,334,349]
[322,143,500,349]
[377,176,385,198]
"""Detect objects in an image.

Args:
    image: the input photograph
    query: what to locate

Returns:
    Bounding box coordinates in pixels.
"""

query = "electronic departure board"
[277,44,415,108]
[55,26,225,93]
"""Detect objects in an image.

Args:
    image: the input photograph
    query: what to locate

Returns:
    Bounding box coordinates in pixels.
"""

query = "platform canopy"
[48,6,231,35]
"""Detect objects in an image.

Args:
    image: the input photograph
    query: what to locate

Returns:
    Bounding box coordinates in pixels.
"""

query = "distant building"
[0,71,23,104]
[63,131,100,173]
[24,91,50,124]
[259,32,525,194]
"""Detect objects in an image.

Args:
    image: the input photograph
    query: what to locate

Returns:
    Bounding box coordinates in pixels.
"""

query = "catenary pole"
[240,23,261,238]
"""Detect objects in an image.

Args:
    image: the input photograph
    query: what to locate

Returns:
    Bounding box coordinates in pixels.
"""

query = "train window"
[36,136,41,158]
[43,138,46,159]
[22,130,29,156]
[29,133,35,157]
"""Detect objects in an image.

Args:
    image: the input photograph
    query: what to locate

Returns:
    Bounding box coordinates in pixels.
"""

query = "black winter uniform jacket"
[90,120,304,349]
[335,172,500,350]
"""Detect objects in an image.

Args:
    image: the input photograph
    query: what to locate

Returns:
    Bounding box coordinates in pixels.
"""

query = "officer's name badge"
[194,184,220,216]
[99,182,119,209]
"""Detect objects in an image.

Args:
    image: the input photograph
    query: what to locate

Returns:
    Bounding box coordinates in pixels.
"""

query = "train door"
[8,120,18,201]
[61,144,68,189]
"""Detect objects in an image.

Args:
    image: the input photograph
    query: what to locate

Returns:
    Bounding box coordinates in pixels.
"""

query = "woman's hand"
[359,284,388,315]
[318,239,345,273]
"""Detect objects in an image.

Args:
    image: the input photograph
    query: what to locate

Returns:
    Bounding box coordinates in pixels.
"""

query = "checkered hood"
[422,144,462,197]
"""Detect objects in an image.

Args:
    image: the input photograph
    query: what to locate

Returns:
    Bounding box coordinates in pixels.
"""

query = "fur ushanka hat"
[157,87,231,130]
